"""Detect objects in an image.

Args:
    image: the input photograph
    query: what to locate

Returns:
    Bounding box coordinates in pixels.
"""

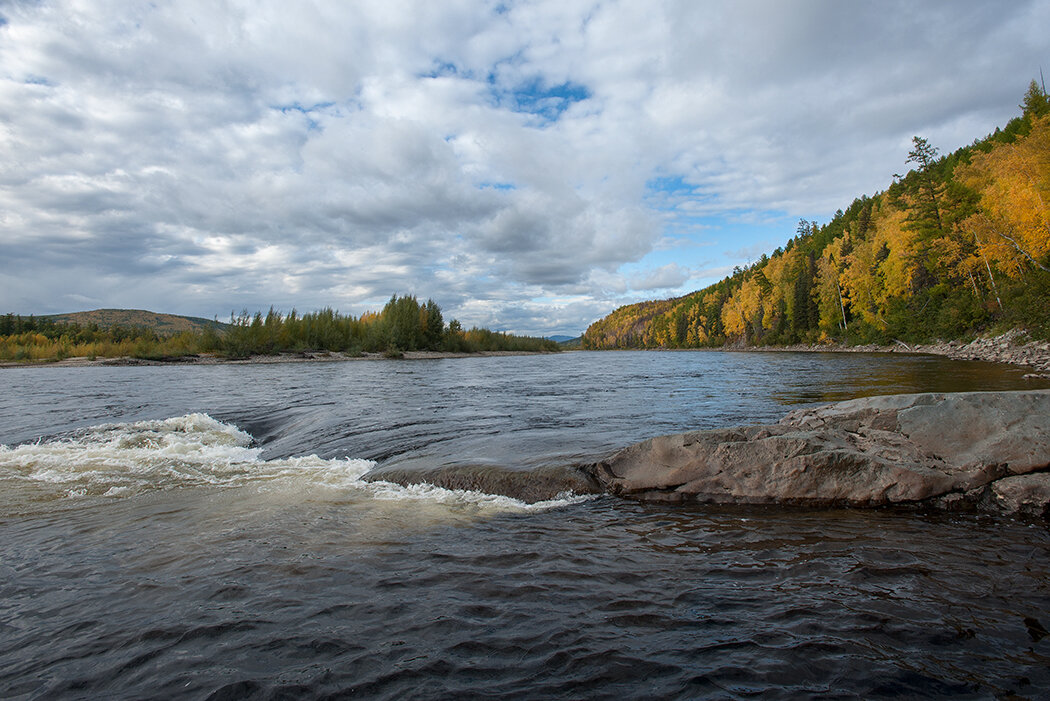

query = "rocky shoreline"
[911,330,1050,378]
[733,330,1050,379]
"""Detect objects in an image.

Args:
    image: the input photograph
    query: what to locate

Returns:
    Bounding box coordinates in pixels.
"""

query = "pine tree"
[1021,79,1050,119]
[906,136,945,236]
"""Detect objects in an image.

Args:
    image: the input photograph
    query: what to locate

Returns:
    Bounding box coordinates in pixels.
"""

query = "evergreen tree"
[905,136,945,236]
[421,299,444,350]
[1021,78,1050,118]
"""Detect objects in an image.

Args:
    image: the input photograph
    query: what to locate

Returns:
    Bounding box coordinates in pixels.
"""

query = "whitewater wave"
[0,413,592,513]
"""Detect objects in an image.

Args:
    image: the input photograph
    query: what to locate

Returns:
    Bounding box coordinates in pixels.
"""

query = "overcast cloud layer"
[1,0,1046,334]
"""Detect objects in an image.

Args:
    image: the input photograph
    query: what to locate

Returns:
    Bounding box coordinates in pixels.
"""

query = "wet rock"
[363,463,602,504]
[587,390,1050,513]
[1024,616,1049,643]
[988,474,1050,517]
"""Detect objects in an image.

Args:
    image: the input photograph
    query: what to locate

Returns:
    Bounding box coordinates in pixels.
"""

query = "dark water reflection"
[3,492,1048,699]
[2,351,1049,698]
[761,350,1047,404]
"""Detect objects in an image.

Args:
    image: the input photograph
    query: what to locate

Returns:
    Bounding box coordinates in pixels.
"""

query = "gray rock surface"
[363,463,602,503]
[586,390,1050,513]
[987,474,1050,517]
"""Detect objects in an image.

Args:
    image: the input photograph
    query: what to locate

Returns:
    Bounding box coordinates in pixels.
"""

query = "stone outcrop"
[362,390,1050,515]
[585,390,1050,514]
[986,474,1050,517]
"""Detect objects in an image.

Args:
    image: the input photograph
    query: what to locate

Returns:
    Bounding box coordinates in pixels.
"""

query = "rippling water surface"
[2,351,1049,699]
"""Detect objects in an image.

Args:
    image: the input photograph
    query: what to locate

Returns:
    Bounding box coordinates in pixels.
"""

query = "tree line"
[0,295,559,362]
[584,81,1050,350]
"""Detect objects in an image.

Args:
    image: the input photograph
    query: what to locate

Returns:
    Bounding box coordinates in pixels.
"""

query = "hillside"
[40,309,228,335]
[584,82,1050,350]
[1,296,560,362]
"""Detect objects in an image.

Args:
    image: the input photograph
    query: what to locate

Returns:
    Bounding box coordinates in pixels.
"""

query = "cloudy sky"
[1,0,1046,335]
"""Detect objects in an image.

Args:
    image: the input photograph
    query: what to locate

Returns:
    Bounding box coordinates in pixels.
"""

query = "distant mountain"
[553,335,582,348]
[41,309,228,335]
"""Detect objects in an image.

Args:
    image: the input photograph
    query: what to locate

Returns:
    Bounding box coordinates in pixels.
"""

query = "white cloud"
[724,242,777,263]
[628,263,692,291]
[0,0,1046,335]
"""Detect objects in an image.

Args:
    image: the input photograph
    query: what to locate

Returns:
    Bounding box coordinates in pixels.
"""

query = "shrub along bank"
[0,295,559,362]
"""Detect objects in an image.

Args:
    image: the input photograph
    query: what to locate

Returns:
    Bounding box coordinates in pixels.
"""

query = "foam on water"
[0,413,591,513]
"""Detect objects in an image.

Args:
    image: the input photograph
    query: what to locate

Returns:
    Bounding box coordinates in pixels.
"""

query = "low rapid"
[0,412,588,515]
[2,351,1049,698]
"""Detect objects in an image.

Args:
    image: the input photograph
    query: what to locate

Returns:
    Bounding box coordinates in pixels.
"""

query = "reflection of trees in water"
[771,354,1050,405]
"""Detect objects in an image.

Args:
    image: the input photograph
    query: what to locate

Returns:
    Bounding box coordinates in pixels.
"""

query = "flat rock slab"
[363,463,602,504]
[587,390,1050,512]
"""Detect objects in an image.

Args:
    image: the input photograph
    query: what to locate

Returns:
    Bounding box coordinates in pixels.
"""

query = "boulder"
[586,390,1050,512]
[987,474,1050,517]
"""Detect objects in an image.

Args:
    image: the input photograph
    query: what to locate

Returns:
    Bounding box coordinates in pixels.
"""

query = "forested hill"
[584,82,1050,350]
[2,295,560,362]
[39,309,228,335]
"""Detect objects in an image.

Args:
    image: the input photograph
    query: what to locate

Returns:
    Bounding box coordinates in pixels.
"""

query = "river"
[2,351,1049,698]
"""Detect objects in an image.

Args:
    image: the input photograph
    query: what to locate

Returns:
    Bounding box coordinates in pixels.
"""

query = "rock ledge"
[586,390,1050,516]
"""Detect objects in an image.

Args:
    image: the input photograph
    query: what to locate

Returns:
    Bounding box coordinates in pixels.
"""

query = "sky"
[1,0,1047,336]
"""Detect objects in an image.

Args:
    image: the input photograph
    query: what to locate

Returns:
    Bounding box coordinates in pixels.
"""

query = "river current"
[2,351,1049,699]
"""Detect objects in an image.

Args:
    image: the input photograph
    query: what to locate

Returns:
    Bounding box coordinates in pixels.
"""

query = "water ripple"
[1,354,1049,698]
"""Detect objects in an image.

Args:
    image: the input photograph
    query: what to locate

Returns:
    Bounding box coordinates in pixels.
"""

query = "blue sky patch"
[270,101,335,131]
[645,175,695,195]
[644,175,701,207]
[491,78,591,123]
[271,101,335,115]
[423,61,461,79]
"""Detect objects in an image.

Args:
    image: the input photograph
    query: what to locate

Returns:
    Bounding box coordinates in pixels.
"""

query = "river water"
[2,351,1049,699]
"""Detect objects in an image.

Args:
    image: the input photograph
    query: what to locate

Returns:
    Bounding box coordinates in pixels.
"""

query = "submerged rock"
[363,463,602,504]
[586,390,1050,514]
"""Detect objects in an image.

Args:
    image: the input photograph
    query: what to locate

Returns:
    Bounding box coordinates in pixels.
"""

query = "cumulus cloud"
[0,0,1046,334]
[629,263,693,292]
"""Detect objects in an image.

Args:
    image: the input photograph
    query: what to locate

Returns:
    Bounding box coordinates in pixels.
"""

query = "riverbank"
[730,330,1050,379]
[6,330,1050,375]
[0,349,557,369]
[911,330,1050,377]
